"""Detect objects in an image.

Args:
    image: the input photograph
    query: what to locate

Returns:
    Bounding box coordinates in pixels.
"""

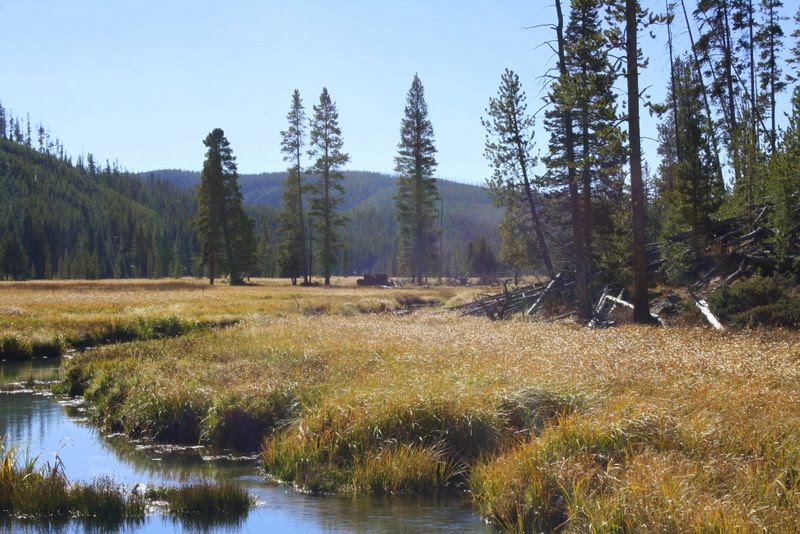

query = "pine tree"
[545,0,626,319]
[656,56,726,281]
[483,69,555,280]
[466,236,498,277]
[754,0,786,153]
[0,100,6,139]
[606,0,657,323]
[394,74,440,285]
[308,88,349,286]
[196,128,253,285]
[278,89,308,285]
[764,88,800,261]
[694,0,742,178]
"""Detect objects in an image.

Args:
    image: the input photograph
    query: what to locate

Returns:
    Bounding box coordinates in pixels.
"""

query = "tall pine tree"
[394,74,440,285]
[483,69,555,280]
[278,90,308,285]
[656,55,726,282]
[308,88,349,286]
[196,128,253,285]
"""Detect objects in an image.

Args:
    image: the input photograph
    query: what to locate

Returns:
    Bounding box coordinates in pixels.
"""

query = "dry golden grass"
[6,279,800,530]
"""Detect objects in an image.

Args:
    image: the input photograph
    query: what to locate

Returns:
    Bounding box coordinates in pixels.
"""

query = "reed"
[0,443,252,525]
[145,481,253,519]
[0,444,144,521]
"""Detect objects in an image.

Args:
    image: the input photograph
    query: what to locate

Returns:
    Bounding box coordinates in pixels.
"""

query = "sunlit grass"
[6,278,800,530]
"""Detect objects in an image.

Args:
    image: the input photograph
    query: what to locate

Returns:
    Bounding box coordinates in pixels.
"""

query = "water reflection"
[0,360,496,533]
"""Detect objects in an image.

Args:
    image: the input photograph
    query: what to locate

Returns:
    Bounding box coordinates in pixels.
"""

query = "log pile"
[451,274,572,320]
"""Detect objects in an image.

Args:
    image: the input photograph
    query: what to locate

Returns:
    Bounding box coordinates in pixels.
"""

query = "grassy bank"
[8,279,800,530]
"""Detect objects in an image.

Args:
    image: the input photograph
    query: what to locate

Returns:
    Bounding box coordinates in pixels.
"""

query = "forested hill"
[0,138,198,279]
[149,169,503,275]
[148,169,497,215]
[0,135,502,280]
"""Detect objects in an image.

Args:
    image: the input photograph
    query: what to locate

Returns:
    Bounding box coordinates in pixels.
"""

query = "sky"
[2,1,797,184]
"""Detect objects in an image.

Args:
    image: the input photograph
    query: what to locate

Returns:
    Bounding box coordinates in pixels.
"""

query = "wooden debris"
[690,291,725,331]
[525,273,562,316]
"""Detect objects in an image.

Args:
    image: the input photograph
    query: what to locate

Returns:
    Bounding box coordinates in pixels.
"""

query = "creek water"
[0,359,496,533]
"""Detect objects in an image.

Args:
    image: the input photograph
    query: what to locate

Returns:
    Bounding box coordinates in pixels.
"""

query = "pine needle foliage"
[394,74,440,285]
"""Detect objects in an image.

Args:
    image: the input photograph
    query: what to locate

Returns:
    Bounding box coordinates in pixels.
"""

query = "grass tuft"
[0,335,34,361]
[145,480,253,518]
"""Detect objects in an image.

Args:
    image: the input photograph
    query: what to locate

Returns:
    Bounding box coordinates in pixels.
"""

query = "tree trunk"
[555,0,592,321]
[626,0,654,324]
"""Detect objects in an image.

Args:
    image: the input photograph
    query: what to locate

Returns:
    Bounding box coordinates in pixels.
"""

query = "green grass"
[0,335,33,361]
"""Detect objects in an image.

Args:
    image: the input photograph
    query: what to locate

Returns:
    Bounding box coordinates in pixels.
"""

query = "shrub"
[710,274,800,327]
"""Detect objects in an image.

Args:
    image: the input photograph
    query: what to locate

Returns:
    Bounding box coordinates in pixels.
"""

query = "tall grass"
[0,442,253,525]
[0,443,144,521]
[145,480,253,519]
[8,280,800,530]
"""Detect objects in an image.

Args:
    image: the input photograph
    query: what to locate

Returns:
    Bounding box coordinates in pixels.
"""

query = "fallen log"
[690,292,725,331]
[525,273,562,317]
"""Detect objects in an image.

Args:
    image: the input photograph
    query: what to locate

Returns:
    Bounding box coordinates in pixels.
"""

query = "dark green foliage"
[656,55,726,282]
[754,0,786,152]
[196,128,255,285]
[709,274,800,327]
[0,232,27,280]
[484,69,554,279]
[466,237,497,277]
[0,137,198,280]
[394,74,440,284]
[764,88,800,261]
[278,90,309,285]
[308,88,349,285]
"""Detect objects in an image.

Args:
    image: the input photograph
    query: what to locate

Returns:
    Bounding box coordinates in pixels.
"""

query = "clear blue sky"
[1,1,796,184]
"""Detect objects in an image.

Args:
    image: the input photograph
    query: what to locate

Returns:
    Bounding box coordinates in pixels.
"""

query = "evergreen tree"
[308,88,349,286]
[545,0,626,319]
[394,74,440,285]
[656,56,726,282]
[694,0,742,179]
[483,69,555,279]
[606,0,657,323]
[466,236,498,277]
[278,89,308,285]
[754,0,786,153]
[0,100,6,139]
[196,128,253,285]
[764,88,800,261]
[0,232,27,280]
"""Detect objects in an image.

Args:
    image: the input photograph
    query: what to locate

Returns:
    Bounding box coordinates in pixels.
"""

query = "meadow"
[3,278,800,532]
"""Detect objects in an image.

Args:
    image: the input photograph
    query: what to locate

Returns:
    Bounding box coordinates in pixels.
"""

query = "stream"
[0,359,496,533]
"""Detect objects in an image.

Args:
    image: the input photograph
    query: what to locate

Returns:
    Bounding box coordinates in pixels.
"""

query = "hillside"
[0,138,198,279]
[149,169,502,275]
[0,135,501,281]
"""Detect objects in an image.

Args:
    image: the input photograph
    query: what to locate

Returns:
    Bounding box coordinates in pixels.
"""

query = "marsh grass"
[0,443,252,526]
[0,335,34,361]
[8,279,800,530]
[145,481,253,519]
[0,444,144,522]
